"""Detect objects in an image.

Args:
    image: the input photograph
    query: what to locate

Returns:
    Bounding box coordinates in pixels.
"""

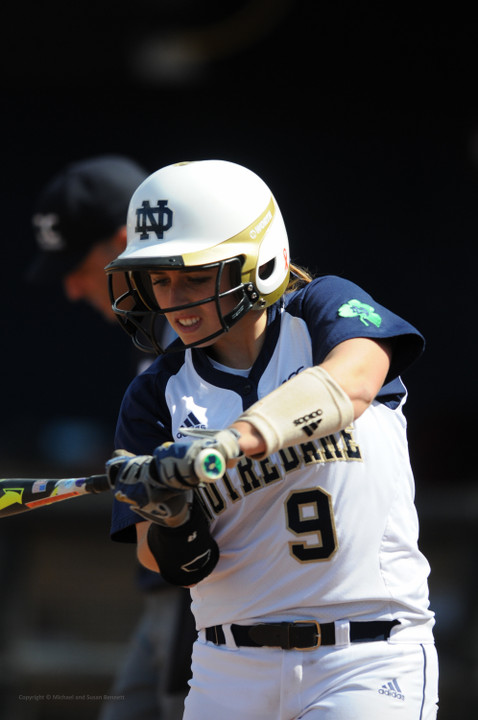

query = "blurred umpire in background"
[28,155,193,720]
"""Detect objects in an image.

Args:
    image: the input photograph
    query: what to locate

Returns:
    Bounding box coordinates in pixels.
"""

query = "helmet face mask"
[106,160,290,354]
[109,257,258,354]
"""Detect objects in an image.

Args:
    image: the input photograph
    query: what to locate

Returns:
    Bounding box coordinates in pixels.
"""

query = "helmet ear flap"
[258,258,275,281]
[253,218,289,305]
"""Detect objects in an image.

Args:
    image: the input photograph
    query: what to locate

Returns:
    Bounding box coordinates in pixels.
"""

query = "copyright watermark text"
[18,694,124,702]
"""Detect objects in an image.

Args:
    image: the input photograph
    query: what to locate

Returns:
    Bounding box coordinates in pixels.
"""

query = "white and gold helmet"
[107,159,290,353]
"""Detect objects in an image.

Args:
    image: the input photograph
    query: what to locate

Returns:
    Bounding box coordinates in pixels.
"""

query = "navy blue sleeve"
[110,359,175,543]
[114,373,171,455]
[286,276,424,383]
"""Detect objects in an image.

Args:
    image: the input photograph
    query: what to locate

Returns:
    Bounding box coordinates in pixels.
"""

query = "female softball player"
[106,159,438,719]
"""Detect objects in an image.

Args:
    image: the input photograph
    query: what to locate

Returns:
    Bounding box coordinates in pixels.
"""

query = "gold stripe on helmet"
[180,196,277,268]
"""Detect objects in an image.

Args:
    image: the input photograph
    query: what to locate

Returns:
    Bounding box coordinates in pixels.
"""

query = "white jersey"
[111,275,434,643]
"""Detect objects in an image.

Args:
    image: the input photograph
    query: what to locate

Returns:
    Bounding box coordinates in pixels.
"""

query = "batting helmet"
[106,159,290,353]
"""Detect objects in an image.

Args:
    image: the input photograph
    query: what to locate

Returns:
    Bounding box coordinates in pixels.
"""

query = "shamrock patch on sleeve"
[337,299,382,327]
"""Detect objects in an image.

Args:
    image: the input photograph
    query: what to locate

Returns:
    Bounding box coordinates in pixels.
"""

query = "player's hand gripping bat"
[107,428,242,526]
[0,428,242,519]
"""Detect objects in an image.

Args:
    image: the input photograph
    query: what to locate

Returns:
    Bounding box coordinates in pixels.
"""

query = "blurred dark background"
[1,1,477,717]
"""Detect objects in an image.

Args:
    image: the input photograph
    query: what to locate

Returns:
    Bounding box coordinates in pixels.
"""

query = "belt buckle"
[292,620,321,650]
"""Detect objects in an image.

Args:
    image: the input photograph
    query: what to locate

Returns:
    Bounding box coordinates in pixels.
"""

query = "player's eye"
[151,275,169,286]
[187,275,212,285]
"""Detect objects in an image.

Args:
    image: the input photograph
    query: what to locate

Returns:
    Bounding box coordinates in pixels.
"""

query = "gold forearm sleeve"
[237,366,354,459]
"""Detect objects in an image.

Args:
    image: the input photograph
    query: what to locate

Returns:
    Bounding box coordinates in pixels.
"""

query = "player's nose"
[166,279,193,308]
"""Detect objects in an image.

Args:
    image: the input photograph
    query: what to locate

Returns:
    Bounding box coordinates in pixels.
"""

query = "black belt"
[205,620,400,650]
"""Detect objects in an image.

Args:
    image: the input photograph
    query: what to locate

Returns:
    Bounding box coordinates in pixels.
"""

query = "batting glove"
[107,430,241,526]
[106,450,193,527]
[153,428,242,488]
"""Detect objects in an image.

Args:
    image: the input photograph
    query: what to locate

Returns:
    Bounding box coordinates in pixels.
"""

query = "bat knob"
[193,448,226,483]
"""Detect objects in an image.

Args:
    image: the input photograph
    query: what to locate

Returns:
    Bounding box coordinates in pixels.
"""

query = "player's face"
[150,266,237,348]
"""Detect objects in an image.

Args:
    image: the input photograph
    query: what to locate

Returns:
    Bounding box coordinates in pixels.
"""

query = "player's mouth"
[176,316,201,333]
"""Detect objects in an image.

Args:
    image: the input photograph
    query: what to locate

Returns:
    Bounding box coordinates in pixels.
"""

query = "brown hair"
[286,262,314,292]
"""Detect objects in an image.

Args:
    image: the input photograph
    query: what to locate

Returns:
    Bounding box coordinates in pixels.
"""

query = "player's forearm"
[320,338,392,418]
[231,339,391,460]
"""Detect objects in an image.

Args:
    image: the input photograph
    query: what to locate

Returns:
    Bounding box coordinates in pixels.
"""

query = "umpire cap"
[28,155,148,283]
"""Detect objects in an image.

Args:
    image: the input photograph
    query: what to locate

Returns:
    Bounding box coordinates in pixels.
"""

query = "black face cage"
[107,257,258,355]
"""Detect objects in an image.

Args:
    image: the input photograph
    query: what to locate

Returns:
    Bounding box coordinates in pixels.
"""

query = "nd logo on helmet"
[135,200,173,239]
